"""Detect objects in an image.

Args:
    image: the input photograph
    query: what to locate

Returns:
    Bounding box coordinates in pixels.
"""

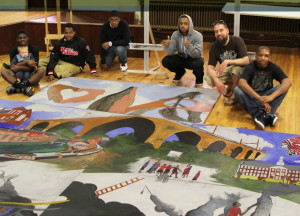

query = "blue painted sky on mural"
[238,128,300,165]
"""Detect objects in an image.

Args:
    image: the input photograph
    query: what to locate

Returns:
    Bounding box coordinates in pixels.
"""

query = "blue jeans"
[16,71,31,82]
[234,85,287,118]
[102,46,129,67]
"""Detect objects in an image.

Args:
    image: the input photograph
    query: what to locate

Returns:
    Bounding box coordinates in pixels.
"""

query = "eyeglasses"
[212,20,226,26]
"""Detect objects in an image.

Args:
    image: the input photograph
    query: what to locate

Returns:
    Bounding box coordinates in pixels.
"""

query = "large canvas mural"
[0,83,300,215]
[27,77,219,125]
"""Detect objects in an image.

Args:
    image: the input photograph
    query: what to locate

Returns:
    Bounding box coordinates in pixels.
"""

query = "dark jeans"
[162,54,204,83]
[101,46,129,68]
[16,71,31,82]
[234,85,287,118]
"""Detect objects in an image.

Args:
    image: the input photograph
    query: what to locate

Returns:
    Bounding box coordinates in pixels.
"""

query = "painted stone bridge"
[26,115,264,160]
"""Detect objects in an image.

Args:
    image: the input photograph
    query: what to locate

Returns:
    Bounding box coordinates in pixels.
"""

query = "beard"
[216,36,228,46]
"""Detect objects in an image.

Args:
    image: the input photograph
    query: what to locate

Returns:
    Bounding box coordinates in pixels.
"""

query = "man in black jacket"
[100,10,131,72]
[40,23,101,81]
[1,30,45,96]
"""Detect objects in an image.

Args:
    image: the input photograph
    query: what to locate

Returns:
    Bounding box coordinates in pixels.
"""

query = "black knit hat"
[110,10,119,17]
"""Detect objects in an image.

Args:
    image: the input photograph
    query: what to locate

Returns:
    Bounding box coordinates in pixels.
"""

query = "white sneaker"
[120,63,128,71]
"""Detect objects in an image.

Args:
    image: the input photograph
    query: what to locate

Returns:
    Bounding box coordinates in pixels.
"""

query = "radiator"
[144,1,300,37]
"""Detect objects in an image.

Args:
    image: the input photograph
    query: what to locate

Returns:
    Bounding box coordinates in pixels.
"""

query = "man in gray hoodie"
[162,14,204,86]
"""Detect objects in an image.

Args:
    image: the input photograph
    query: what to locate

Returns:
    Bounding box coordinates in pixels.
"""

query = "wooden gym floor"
[0,11,299,135]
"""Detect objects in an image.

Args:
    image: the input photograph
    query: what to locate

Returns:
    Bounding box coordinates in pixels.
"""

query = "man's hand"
[100,64,109,71]
[217,60,228,76]
[184,37,190,47]
[27,60,38,70]
[10,65,18,72]
[162,35,171,47]
[102,42,110,50]
[47,75,56,82]
[263,102,272,113]
[259,95,274,104]
[91,72,103,77]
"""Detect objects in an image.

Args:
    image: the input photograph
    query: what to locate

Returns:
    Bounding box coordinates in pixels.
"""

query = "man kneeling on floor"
[234,46,292,130]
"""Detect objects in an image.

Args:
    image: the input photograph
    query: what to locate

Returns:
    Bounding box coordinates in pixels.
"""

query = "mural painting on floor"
[0,94,299,215]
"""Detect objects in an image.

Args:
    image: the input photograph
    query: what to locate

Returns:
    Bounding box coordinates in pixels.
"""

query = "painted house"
[235,157,300,185]
[0,107,31,125]
[0,127,56,142]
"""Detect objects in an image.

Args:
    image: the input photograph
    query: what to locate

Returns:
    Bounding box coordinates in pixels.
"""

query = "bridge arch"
[230,147,243,158]
[206,141,226,153]
[83,117,155,143]
[173,131,201,145]
[245,150,253,159]
[29,121,50,131]
[254,152,261,159]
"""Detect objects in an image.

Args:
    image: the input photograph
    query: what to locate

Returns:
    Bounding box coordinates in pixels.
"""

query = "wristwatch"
[108,41,112,47]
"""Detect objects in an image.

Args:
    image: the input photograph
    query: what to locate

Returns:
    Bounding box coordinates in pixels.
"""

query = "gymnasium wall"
[0,0,26,10]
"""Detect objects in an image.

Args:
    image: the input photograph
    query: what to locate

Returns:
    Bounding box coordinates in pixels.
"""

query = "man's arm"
[164,33,177,55]
[29,44,40,63]
[224,56,249,66]
[185,32,203,58]
[207,64,226,94]
[259,78,292,104]
[218,37,249,74]
[218,56,249,75]
[239,78,273,112]
[47,44,60,74]
[10,59,36,72]
[45,42,61,81]
[239,78,261,100]
[82,40,102,77]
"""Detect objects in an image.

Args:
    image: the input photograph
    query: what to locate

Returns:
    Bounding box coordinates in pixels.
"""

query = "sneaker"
[254,112,269,130]
[268,113,278,127]
[23,86,34,97]
[172,79,180,83]
[120,63,128,72]
[2,63,10,69]
[6,86,20,95]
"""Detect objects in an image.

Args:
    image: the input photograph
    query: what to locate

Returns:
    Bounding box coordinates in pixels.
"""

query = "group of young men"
[0,12,291,130]
[162,15,291,130]
[1,10,130,96]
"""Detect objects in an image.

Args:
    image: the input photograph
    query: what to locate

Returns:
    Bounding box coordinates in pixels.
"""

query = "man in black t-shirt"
[234,46,292,130]
[205,20,249,105]
[1,30,45,96]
